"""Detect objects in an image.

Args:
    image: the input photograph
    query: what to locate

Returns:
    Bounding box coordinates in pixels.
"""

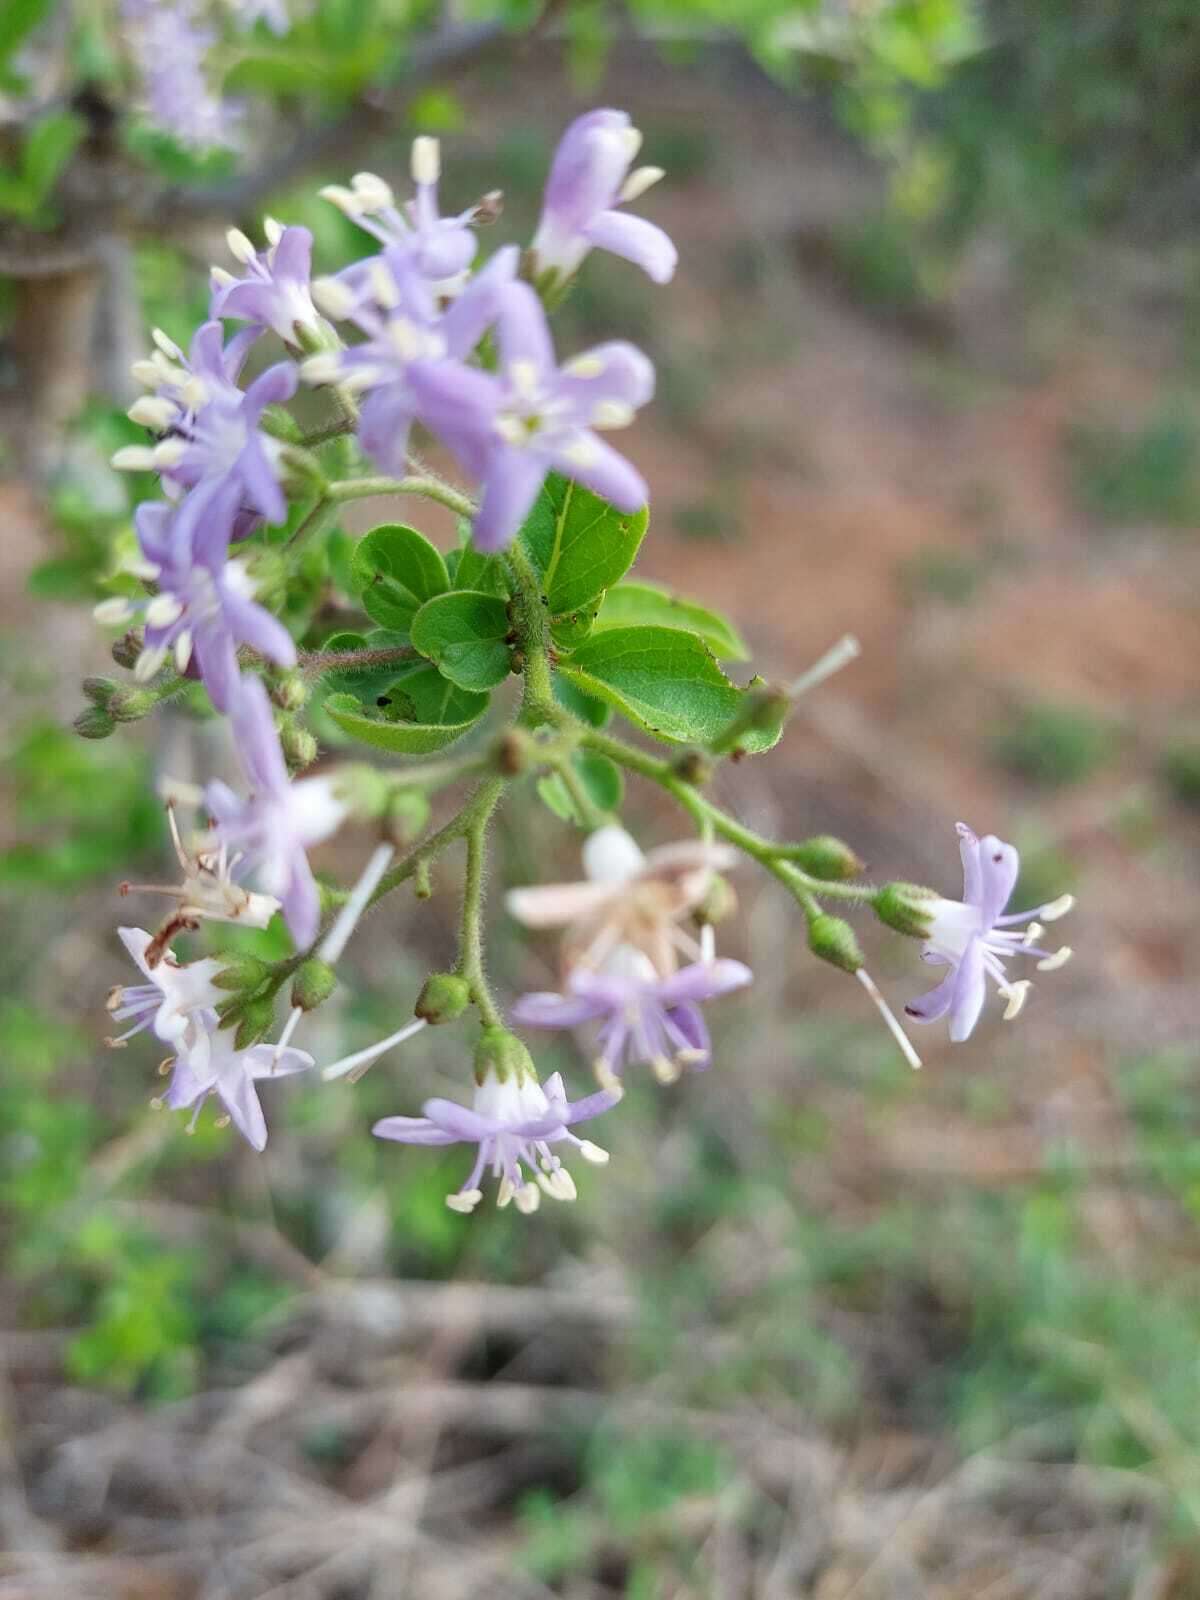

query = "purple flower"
[904,823,1074,1042]
[409,282,653,550]
[303,246,517,478]
[210,220,319,346]
[318,142,482,293]
[512,945,752,1087]
[123,0,235,150]
[162,1016,313,1150]
[205,676,348,947]
[116,322,296,542]
[532,109,677,287]
[374,1067,616,1214]
[106,926,223,1052]
[94,492,295,711]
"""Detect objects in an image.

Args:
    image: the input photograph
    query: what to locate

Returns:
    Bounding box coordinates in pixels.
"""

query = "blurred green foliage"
[993,702,1119,788]
[1067,408,1200,527]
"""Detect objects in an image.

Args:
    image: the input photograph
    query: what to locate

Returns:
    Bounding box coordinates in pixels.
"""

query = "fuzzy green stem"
[504,542,556,720]
[328,475,475,518]
[456,778,506,1026]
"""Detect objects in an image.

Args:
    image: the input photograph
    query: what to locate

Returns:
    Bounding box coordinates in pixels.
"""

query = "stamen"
[134,644,168,682]
[700,923,716,964]
[514,1182,541,1214]
[651,1054,681,1084]
[151,327,182,360]
[593,1058,623,1095]
[300,352,345,386]
[310,277,357,320]
[322,1016,428,1081]
[1040,894,1075,923]
[94,598,135,625]
[496,1174,515,1209]
[1001,980,1032,1020]
[105,986,124,1012]
[563,353,606,380]
[349,171,394,211]
[263,216,283,247]
[145,593,183,628]
[271,1006,304,1066]
[592,400,635,430]
[411,136,440,186]
[1036,946,1072,972]
[320,843,395,966]
[369,259,399,310]
[158,1058,173,1076]
[857,968,922,1070]
[111,446,159,472]
[446,1189,482,1213]
[128,396,178,431]
[214,1114,231,1129]
[619,164,665,203]
[786,634,862,699]
[226,228,257,265]
[578,1140,609,1165]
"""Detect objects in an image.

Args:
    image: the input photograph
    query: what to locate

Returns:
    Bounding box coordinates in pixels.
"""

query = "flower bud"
[708,684,790,758]
[82,675,118,707]
[107,687,157,723]
[272,673,309,712]
[672,749,712,786]
[73,705,115,740]
[279,446,328,499]
[693,873,737,926]
[386,787,431,844]
[292,958,337,1012]
[473,1026,536,1086]
[873,882,939,940]
[281,723,318,770]
[807,913,864,974]
[259,404,303,444]
[111,629,143,670]
[786,835,864,882]
[211,955,271,992]
[234,997,276,1050]
[415,972,472,1025]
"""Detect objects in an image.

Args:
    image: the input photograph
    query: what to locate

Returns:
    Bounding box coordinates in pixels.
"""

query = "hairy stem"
[504,542,556,719]
[328,474,475,518]
[299,642,420,676]
[456,778,506,1027]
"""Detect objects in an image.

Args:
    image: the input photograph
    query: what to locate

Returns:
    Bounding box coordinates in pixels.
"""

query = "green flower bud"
[873,882,939,940]
[259,404,303,444]
[272,673,309,712]
[111,630,143,670]
[82,675,118,707]
[785,835,864,882]
[473,1026,536,1087]
[694,873,737,926]
[281,723,318,770]
[73,705,115,740]
[279,445,328,499]
[234,997,276,1050]
[672,748,712,786]
[807,913,864,974]
[387,787,431,844]
[415,972,472,1025]
[708,683,790,758]
[107,687,157,722]
[292,958,337,1012]
[211,955,271,993]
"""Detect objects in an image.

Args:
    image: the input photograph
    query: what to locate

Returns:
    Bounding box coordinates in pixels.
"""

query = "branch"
[152,21,513,226]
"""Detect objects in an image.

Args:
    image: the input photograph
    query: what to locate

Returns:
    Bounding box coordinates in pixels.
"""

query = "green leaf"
[519,474,647,617]
[0,0,52,73]
[553,672,611,728]
[409,590,513,691]
[448,541,510,597]
[22,111,85,207]
[559,625,780,750]
[324,659,488,754]
[596,580,749,661]
[352,523,449,633]
[537,753,624,827]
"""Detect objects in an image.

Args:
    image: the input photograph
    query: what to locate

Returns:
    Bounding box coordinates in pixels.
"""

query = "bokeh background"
[2,6,1200,1596]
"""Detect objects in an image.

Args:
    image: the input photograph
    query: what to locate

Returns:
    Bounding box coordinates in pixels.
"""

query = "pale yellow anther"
[652,1055,682,1085]
[564,353,606,380]
[153,439,187,469]
[578,1139,610,1165]
[300,352,343,386]
[369,259,399,310]
[226,227,257,265]
[311,276,356,319]
[180,376,210,412]
[508,358,541,398]
[514,1182,541,1214]
[127,395,178,431]
[1036,946,1072,973]
[135,645,168,682]
[145,593,183,629]
[1040,894,1075,923]
[263,216,283,247]
[319,183,359,215]
[446,1189,482,1213]
[1021,922,1045,947]
[496,1174,515,1209]
[94,597,135,625]
[131,358,164,387]
[111,445,159,472]
[214,1114,231,1129]
[173,630,193,673]
[149,1096,164,1111]
[152,327,182,359]
[592,400,634,430]
[561,437,600,469]
[619,126,643,162]
[350,171,393,211]
[210,266,236,288]
[1001,980,1032,1021]
[619,164,664,204]
[411,136,440,186]
[594,1059,623,1095]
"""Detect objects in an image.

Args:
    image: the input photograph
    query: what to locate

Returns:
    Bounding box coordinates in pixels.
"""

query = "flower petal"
[583,209,677,284]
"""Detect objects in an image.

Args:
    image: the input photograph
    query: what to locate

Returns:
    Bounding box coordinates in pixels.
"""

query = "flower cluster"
[91,111,1074,1214]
